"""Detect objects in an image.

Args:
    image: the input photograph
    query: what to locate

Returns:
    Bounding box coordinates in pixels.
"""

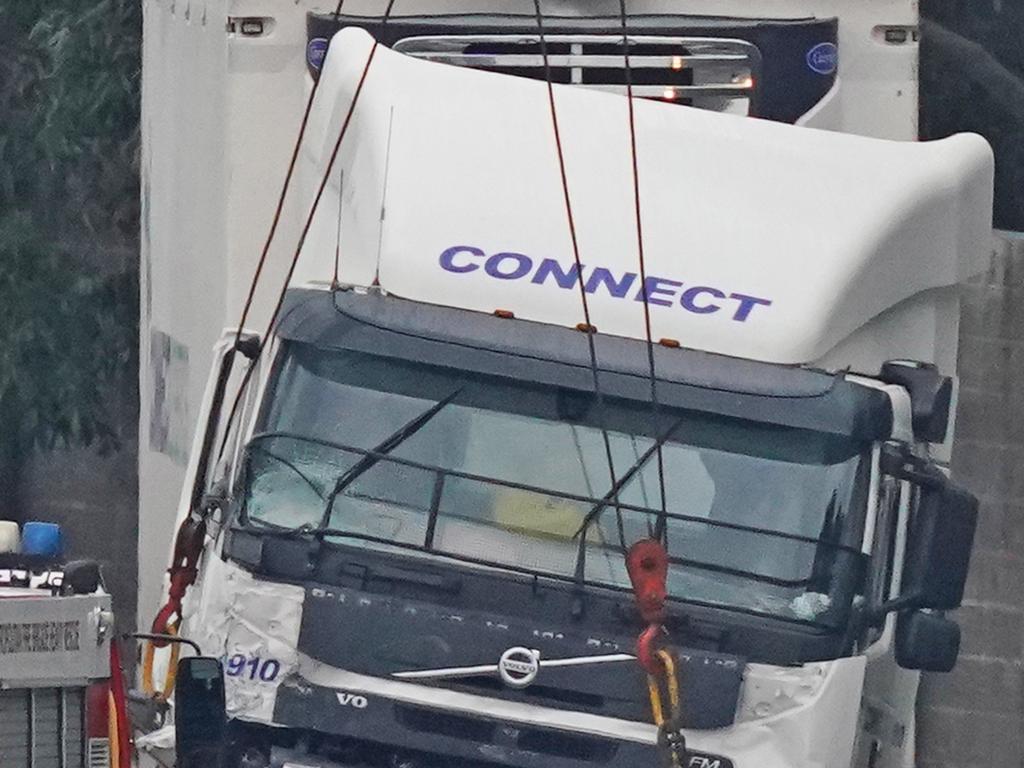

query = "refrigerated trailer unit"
[140,3,992,768]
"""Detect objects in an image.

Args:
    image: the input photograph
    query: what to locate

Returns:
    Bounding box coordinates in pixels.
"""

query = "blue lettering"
[681,286,725,315]
[585,268,637,298]
[440,245,485,274]
[636,276,683,307]
[485,252,534,280]
[531,258,581,289]
[730,293,773,322]
[437,245,773,323]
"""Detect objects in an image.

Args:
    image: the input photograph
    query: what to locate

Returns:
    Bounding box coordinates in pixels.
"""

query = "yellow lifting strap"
[646,648,687,768]
[646,648,680,728]
[142,619,181,701]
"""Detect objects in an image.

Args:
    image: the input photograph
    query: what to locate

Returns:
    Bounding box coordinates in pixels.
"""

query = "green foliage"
[0,0,140,457]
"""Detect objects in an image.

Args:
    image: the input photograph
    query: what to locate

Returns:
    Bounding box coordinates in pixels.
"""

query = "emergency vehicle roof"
[290,28,994,366]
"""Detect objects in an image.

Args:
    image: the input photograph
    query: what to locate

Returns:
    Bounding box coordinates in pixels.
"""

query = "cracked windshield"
[245,343,868,625]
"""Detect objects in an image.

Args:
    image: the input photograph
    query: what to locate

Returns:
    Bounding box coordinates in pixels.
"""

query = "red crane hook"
[626,539,669,675]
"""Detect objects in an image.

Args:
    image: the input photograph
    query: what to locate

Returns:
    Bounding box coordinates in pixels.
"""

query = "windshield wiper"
[573,415,686,583]
[319,388,463,527]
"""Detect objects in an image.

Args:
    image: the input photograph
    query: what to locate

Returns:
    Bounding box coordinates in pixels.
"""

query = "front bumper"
[190,557,867,768]
[270,745,733,768]
[260,653,867,768]
[274,675,668,768]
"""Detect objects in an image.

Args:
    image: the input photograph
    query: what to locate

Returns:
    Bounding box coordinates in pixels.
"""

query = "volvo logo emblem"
[498,647,540,689]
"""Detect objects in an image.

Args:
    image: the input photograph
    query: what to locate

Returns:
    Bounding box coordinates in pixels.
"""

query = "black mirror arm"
[863,592,926,627]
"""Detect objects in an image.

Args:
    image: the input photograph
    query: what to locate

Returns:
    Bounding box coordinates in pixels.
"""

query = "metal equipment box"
[0,589,114,768]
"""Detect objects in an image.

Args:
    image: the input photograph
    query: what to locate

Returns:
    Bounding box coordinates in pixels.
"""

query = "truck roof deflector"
[293,27,993,366]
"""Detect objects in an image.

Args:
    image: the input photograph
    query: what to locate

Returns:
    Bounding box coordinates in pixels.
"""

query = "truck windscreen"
[241,342,869,627]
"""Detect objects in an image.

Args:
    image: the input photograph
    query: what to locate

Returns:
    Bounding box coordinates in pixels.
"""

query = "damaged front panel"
[181,554,304,724]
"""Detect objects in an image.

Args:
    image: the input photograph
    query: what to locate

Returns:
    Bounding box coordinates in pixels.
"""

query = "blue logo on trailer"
[806,42,838,75]
[307,37,330,72]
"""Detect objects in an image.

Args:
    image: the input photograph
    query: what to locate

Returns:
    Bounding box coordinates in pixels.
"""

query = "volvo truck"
[139,2,991,767]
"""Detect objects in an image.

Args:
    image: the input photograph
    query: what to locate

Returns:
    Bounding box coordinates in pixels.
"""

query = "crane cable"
[532,0,626,552]
[217,0,396,462]
[152,2,396,697]
[617,0,670,541]
[231,0,349,353]
[617,6,686,762]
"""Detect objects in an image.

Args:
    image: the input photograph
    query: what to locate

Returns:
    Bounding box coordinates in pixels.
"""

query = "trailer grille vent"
[87,738,111,768]
[393,34,760,114]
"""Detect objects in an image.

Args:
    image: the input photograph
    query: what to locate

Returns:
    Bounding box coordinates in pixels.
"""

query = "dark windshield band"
[273,289,893,440]
[276,342,868,466]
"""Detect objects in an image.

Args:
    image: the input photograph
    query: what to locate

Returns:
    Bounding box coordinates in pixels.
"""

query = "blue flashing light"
[21,522,63,558]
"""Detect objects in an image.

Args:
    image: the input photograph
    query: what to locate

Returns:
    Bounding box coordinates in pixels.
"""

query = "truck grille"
[393,34,760,115]
[0,688,86,768]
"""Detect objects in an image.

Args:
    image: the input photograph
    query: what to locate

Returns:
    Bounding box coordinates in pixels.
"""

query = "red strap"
[150,517,206,645]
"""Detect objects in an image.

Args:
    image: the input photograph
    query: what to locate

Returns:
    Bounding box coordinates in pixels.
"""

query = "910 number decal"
[225,654,281,682]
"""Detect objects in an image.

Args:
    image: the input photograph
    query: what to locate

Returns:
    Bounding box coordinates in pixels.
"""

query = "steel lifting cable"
[532,0,626,552]
[217,0,397,461]
[616,15,687,758]
[231,0,349,351]
[168,2,395,696]
[618,0,670,541]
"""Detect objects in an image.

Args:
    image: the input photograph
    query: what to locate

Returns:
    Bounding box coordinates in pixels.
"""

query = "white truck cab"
[140,4,992,768]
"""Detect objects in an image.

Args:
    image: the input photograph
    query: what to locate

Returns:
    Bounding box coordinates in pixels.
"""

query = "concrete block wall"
[917,234,1024,767]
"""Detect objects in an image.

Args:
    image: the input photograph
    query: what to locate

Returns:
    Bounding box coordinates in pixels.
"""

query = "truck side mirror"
[896,611,961,672]
[902,482,978,611]
[880,361,953,443]
[188,331,261,514]
[175,656,227,768]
